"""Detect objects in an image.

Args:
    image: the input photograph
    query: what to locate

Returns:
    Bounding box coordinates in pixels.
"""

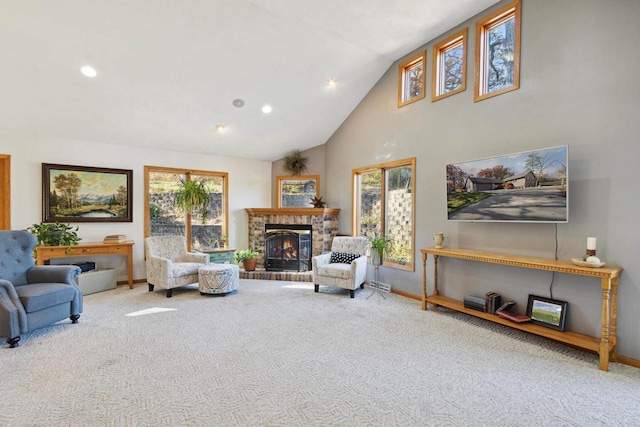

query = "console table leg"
[422,252,428,310]
[600,281,612,371]
[610,277,619,362]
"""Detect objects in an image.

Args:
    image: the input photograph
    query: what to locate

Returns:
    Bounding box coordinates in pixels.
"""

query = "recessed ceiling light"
[262,105,273,114]
[80,65,97,78]
[216,124,227,132]
[327,79,336,87]
[232,99,245,108]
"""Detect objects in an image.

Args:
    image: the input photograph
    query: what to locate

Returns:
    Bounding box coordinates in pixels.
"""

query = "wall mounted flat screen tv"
[446,145,568,223]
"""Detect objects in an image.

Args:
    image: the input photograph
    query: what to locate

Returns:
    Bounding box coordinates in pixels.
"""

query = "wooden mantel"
[245,208,340,216]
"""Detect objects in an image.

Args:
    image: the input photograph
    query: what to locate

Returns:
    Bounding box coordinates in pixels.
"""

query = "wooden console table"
[421,247,623,371]
[36,241,135,289]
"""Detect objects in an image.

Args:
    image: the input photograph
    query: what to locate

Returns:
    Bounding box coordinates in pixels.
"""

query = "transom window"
[398,51,426,108]
[474,0,521,101]
[352,158,416,270]
[432,28,467,102]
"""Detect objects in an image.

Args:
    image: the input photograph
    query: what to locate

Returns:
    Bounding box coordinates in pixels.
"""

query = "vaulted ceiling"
[1,0,499,161]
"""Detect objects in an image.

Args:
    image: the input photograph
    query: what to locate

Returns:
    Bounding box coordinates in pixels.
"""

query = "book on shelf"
[485,291,501,314]
[496,310,531,323]
[103,234,127,244]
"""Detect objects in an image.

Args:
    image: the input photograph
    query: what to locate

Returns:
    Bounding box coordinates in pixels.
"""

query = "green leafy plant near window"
[174,178,210,222]
[366,232,393,265]
[25,222,81,255]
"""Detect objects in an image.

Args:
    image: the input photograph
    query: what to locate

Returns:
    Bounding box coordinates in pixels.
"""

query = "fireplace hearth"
[264,224,312,271]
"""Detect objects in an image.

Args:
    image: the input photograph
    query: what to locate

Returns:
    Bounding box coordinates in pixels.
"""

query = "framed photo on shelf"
[276,175,319,208]
[526,295,568,331]
[42,163,133,223]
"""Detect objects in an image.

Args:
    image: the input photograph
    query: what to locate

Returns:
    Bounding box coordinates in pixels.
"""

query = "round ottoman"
[198,264,240,296]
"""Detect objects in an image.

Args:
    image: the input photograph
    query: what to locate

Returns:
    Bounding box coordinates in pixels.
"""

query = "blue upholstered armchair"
[0,230,83,347]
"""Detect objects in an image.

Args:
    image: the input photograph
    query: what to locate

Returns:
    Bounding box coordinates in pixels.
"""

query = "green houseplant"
[366,232,393,266]
[234,249,259,271]
[26,222,81,255]
[174,178,210,221]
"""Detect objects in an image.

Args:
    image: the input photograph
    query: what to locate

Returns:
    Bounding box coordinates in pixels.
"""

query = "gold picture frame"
[276,175,319,208]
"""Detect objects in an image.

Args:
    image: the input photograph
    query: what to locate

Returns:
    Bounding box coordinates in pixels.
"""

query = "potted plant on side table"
[234,249,259,271]
[26,222,81,256]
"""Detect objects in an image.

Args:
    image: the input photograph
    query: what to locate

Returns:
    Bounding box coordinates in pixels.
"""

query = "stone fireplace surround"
[245,208,340,271]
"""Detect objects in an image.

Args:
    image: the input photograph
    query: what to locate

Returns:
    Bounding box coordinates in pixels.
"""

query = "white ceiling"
[1,0,499,161]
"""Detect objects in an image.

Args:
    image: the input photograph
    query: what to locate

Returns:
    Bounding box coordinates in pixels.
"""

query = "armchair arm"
[180,252,209,264]
[27,265,81,285]
[0,279,28,336]
[351,255,368,285]
[312,252,332,274]
[146,256,173,285]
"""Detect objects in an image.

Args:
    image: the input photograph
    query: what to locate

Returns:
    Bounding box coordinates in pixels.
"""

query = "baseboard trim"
[615,354,640,369]
[117,278,147,286]
[391,288,421,301]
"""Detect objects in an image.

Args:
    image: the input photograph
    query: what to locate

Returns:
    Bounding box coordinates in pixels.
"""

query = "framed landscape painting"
[42,163,133,223]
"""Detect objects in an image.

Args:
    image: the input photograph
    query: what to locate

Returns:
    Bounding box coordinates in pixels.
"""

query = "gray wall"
[322,0,640,360]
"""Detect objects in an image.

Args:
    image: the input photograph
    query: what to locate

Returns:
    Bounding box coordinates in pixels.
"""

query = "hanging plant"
[174,178,210,222]
[282,149,308,175]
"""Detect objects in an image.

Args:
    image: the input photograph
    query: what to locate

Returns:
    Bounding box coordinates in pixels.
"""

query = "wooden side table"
[35,241,135,289]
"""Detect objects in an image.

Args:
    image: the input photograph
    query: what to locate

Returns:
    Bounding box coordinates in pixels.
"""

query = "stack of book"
[103,234,127,244]
[463,294,486,312]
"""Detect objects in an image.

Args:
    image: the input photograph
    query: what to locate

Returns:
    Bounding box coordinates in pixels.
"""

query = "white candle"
[587,237,597,250]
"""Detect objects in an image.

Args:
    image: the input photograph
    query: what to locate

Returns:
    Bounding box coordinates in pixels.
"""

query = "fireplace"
[264,224,312,271]
[245,208,340,275]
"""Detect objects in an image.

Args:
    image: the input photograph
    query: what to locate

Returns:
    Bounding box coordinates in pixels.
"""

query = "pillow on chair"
[330,252,361,264]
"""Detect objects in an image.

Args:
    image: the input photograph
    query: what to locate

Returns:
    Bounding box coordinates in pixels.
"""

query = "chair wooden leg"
[148,283,154,292]
[360,283,364,289]
[350,290,355,298]
[70,314,80,323]
[314,284,319,293]
[7,336,20,348]
[166,289,173,298]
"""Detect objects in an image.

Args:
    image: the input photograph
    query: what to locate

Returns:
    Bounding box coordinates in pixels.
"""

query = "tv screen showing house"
[446,145,568,223]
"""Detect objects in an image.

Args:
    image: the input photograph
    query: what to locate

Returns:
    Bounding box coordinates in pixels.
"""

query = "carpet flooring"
[1,280,639,426]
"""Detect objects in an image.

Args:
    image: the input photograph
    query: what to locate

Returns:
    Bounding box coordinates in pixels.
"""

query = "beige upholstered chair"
[312,236,368,298]
[144,236,209,298]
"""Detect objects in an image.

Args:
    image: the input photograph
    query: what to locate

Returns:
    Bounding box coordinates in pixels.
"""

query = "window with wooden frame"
[0,154,10,230]
[397,51,426,107]
[474,0,521,102]
[276,175,319,208]
[432,28,467,102]
[144,166,228,252]
[352,158,416,271]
